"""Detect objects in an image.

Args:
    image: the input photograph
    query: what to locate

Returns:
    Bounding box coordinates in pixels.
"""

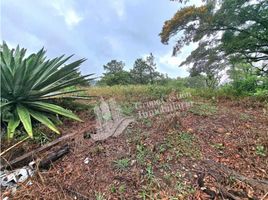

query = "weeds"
[120,103,136,116]
[95,192,105,200]
[145,165,155,181]
[255,145,266,157]
[167,132,201,159]
[212,143,225,150]
[33,131,51,146]
[118,184,126,193]
[189,103,218,116]
[239,113,251,121]
[136,144,148,165]
[113,158,130,170]
[141,118,152,128]
[110,184,116,193]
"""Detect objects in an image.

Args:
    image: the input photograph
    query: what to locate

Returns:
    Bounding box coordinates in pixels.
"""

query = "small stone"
[131,160,136,166]
[187,128,194,133]
[201,187,207,191]
[84,157,91,164]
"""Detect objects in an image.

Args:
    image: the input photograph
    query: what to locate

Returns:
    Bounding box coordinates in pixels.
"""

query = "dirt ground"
[2,96,268,200]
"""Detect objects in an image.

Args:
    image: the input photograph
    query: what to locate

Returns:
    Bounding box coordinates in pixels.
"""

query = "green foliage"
[130,53,164,84]
[64,70,91,86]
[145,165,155,181]
[253,89,268,100]
[161,0,268,88]
[224,61,268,98]
[136,144,149,165]
[232,76,258,95]
[99,54,165,86]
[99,71,133,86]
[95,193,105,200]
[167,131,201,159]
[103,59,125,75]
[130,58,151,84]
[183,75,207,89]
[113,158,130,170]
[255,145,266,157]
[98,60,133,86]
[189,103,218,116]
[212,143,225,150]
[130,54,163,85]
[0,42,94,140]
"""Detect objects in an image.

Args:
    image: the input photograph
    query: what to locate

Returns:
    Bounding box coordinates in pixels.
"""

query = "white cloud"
[51,0,83,28]
[157,42,198,78]
[159,53,183,69]
[109,0,125,19]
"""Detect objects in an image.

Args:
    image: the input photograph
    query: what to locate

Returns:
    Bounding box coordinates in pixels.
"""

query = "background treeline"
[97,53,167,86]
[96,55,268,99]
[97,0,268,100]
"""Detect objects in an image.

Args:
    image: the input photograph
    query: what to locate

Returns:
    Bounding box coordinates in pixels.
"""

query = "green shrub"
[0,42,94,140]
[252,89,268,101]
[232,76,258,95]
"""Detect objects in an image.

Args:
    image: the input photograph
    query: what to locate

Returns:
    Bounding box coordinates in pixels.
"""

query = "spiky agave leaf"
[0,41,94,139]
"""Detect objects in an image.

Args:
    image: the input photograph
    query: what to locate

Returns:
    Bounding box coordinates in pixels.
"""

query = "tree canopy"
[160,0,268,75]
[103,60,125,75]
[131,55,162,84]
[99,54,164,86]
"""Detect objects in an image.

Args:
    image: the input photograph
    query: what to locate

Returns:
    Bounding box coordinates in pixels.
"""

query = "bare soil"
[2,97,268,200]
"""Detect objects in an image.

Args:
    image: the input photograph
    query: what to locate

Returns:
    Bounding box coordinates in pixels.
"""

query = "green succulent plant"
[0,42,94,140]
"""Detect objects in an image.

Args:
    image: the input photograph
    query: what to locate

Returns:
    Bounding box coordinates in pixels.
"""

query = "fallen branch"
[0,136,30,157]
[197,172,251,200]
[203,160,268,192]
[37,144,70,170]
[1,126,93,170]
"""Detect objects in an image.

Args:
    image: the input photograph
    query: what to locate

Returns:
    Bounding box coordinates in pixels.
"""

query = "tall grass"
[83,85,180,101]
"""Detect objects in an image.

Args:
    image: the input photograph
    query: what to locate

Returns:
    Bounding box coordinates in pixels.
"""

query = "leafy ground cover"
[2,86,268,199]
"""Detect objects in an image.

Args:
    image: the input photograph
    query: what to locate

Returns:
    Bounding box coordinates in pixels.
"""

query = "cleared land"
[3,86,268,200]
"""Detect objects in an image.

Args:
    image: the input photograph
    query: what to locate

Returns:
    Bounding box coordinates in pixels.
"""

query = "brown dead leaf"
[216,128,225,134]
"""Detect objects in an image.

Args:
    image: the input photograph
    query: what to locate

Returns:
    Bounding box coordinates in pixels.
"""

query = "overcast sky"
[1,0,200,78]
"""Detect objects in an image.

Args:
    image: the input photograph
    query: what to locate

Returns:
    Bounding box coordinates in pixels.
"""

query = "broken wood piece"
[1,126,93,170]
[203,160,268,192]
[38,144,70,170]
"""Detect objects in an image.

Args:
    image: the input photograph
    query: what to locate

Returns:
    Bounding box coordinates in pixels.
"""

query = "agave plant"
[0,42,94,140]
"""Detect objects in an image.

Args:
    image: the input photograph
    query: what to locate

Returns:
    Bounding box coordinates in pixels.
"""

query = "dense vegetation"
[98,0,267,100]
[1,1,267,199]
[98,54,166,86]
[0,42,93,140]
[160,0,267,93]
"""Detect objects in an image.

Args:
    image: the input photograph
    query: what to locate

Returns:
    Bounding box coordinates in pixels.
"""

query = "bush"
[0,42,94,140]
[232,76,258,95]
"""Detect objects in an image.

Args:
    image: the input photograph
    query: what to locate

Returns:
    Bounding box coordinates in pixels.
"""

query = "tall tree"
[130,58,150,84]
[145,53,158,83]
[100,60,132,86]
[103,60,125,75]
[130,56,162,84]
[160,0,268,75]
